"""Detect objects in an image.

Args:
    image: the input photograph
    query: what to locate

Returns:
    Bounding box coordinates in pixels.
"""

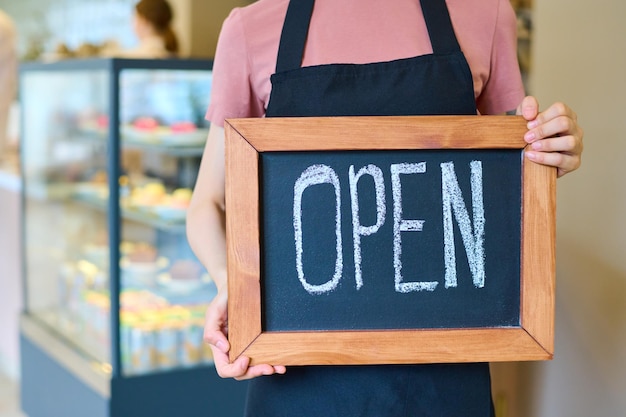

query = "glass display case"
[19,58,247,417]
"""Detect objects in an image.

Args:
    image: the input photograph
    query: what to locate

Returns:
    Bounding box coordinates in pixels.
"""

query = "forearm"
[187,199,228,292]
[186,125,228,291]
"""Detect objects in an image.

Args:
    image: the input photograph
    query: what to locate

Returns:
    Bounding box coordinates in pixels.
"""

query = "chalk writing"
[349,164,386,290]
[293,161,486,296]
[391,162,434,293]
[441,161,485,289]
[293,164,344,295]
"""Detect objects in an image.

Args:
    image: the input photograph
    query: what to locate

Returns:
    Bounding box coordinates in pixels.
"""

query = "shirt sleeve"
[476,0,526,115]
[205,8,266,127]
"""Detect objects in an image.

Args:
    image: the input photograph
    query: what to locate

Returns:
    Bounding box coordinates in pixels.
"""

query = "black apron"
[247,0,494,416]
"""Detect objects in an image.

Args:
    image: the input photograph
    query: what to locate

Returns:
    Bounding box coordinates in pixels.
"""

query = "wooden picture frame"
[224,116,556,366]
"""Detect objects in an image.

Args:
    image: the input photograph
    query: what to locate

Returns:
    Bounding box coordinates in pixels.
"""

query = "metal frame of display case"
[19,58,248,417]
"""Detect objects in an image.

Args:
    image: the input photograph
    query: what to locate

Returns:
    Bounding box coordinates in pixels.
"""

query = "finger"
[524,115,578,143]
[525,150,581,177]
[212,346,251,379]
[203,299,230,352]
[528,101,577,129]
[528,135,581,155]
[204,329,230,354]
[516,96,539,120]
[236,365,288,381]
[544,101,577,122]
[235,364,286,381]
[203,308,229,349]
[211,343,287,380]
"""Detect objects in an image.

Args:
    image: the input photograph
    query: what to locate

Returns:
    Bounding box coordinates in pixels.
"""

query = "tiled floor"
[0,372,26,417]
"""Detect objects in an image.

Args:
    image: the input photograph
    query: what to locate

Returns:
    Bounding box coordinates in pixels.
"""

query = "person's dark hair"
[135,0,179,55]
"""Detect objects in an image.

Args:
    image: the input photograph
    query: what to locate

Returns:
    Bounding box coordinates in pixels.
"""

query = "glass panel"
[118,68,215,376]
[22,62,216,377]
[22,68,111,365]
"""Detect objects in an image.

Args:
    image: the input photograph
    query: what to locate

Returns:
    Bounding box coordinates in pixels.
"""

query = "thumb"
[516,96,539,121]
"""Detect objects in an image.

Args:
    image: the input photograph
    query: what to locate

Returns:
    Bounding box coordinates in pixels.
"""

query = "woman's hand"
[516,96,584,177]
[204,289,287,380]
[190,125,286,380]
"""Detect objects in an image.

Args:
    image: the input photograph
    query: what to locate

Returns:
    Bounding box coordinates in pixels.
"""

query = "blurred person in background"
[111,0,179,58]
[104,0,181,179]
[0,8,17,161]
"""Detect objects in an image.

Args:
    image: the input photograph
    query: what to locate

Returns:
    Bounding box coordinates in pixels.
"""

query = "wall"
[519,1,626,416]
[0,0,251,59]
[0,0,136,58]
[173,0,252,58]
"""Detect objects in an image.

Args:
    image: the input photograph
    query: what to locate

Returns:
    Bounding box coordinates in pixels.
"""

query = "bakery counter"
[19,58,249,417]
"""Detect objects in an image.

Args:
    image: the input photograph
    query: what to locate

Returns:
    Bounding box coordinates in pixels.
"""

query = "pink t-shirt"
[207,0,525,126]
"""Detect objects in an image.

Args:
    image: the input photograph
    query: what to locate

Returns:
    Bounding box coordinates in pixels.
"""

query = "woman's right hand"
[204,289,287,380]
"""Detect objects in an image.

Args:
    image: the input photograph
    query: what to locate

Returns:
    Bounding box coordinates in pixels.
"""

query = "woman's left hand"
[516,96,584,177]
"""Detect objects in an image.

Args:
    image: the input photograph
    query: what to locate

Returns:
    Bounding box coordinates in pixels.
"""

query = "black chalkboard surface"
[224,116,556,366]
[261,149,521,331]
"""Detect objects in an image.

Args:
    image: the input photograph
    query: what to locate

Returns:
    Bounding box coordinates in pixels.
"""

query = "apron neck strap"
[420,0,462,55]
[275,0,461,73]
[275,0,315,73]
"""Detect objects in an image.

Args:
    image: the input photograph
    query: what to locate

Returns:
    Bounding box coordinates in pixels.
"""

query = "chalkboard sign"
[225,116,556,366]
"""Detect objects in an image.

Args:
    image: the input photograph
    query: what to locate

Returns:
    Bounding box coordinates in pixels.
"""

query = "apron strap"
[275,0,461,73]
[275,0,316,73]
[420,0,462,54]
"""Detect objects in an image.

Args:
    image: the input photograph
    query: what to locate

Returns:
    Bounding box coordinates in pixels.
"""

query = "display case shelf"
[73,194,187,232]
[76,126,207,157]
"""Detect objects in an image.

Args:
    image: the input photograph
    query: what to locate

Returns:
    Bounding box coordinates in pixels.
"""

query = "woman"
[187,0,583,415]
[119,0,178,58]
